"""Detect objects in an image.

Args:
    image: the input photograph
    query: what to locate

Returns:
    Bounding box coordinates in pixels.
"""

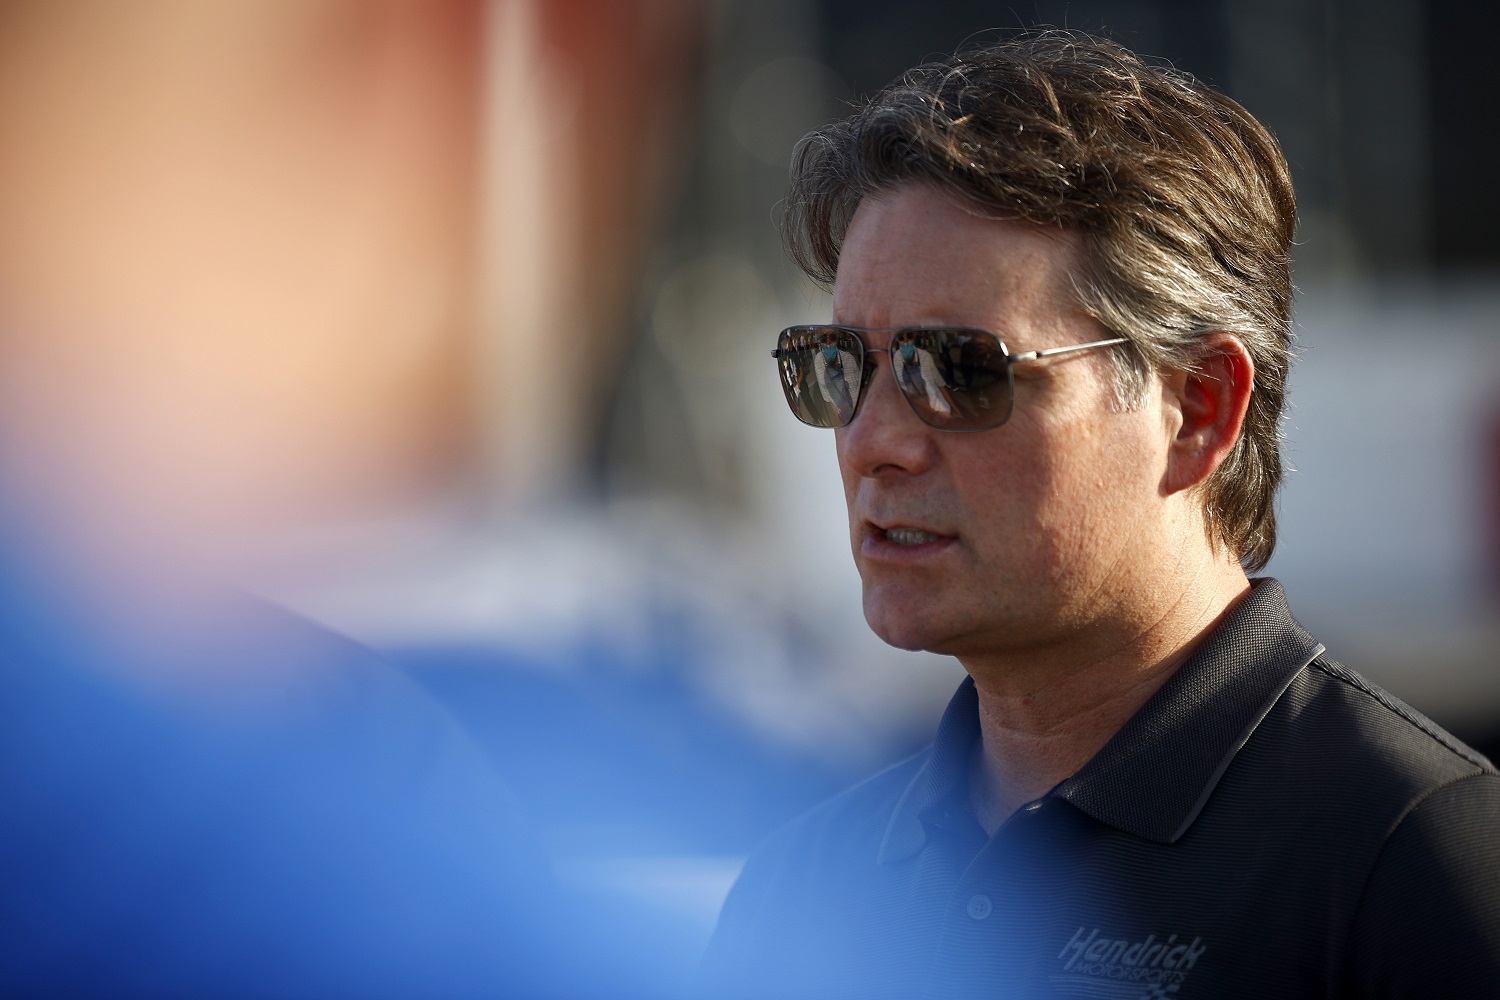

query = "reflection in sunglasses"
[894,342,952,416]
[813,343,859,425]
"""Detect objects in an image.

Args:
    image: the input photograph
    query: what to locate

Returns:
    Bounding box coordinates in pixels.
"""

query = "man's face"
[832,184,1173,660]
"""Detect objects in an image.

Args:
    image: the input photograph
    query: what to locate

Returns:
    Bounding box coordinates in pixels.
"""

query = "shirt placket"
[920,795,1058,999]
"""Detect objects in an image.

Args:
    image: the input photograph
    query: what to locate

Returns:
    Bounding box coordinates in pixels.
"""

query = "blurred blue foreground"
[0,525,697,998]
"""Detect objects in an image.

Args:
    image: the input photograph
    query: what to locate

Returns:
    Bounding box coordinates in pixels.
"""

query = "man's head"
[787,30,1295,573]
[780,32,1294,660]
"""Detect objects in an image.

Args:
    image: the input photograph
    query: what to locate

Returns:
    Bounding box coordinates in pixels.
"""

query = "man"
[701,31,1500,998]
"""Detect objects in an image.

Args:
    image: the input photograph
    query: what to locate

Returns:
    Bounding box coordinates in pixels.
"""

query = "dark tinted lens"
[776,326,865,427]
[889,329,1012,430]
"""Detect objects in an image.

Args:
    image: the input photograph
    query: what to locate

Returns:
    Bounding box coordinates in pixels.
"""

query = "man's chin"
[863,598,953,654]
[869,627,932,653]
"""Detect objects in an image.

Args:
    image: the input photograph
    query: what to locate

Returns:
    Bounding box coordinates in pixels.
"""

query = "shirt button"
[966,894,993,921]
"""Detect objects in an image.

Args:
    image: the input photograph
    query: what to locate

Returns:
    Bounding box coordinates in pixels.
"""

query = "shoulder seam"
[1340,769,1494,980]
[1308,656,1494,772]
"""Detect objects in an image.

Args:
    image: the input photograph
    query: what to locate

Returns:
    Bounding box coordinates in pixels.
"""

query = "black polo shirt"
[700,580,1500,998]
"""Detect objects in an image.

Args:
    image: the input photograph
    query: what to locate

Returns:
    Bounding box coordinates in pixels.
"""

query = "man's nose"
[836,355,937,478]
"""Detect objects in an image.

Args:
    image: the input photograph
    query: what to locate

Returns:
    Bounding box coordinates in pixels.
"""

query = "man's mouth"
[882,527,945,546]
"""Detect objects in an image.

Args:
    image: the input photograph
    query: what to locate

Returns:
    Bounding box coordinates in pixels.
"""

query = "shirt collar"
[876,674,981,863]
[877,579,1324,863]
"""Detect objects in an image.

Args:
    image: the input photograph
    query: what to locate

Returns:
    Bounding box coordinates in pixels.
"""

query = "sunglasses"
[773,325,1128,431]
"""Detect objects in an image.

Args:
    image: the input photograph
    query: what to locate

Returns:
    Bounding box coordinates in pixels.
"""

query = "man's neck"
[964,566,1252,835]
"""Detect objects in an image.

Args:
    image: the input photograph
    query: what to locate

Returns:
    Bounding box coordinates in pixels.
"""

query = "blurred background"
[2,0,1497,978]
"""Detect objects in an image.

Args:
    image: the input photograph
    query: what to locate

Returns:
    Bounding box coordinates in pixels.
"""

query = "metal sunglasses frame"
[772,324,1128,431]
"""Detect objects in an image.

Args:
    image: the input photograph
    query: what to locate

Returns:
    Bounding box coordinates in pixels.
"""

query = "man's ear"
[1161,333,1255,496]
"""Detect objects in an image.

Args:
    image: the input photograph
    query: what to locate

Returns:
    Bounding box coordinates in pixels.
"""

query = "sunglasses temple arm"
[1007,337,1128,363]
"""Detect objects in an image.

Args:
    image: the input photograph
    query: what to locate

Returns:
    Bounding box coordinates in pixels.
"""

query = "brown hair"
[786,30,1296,572]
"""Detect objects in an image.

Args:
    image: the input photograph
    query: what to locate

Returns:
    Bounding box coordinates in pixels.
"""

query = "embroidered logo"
[1054,926,1207,998]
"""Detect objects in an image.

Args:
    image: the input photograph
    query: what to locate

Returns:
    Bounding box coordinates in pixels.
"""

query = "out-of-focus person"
[0,1,699,995]
[702,31,1500,999]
